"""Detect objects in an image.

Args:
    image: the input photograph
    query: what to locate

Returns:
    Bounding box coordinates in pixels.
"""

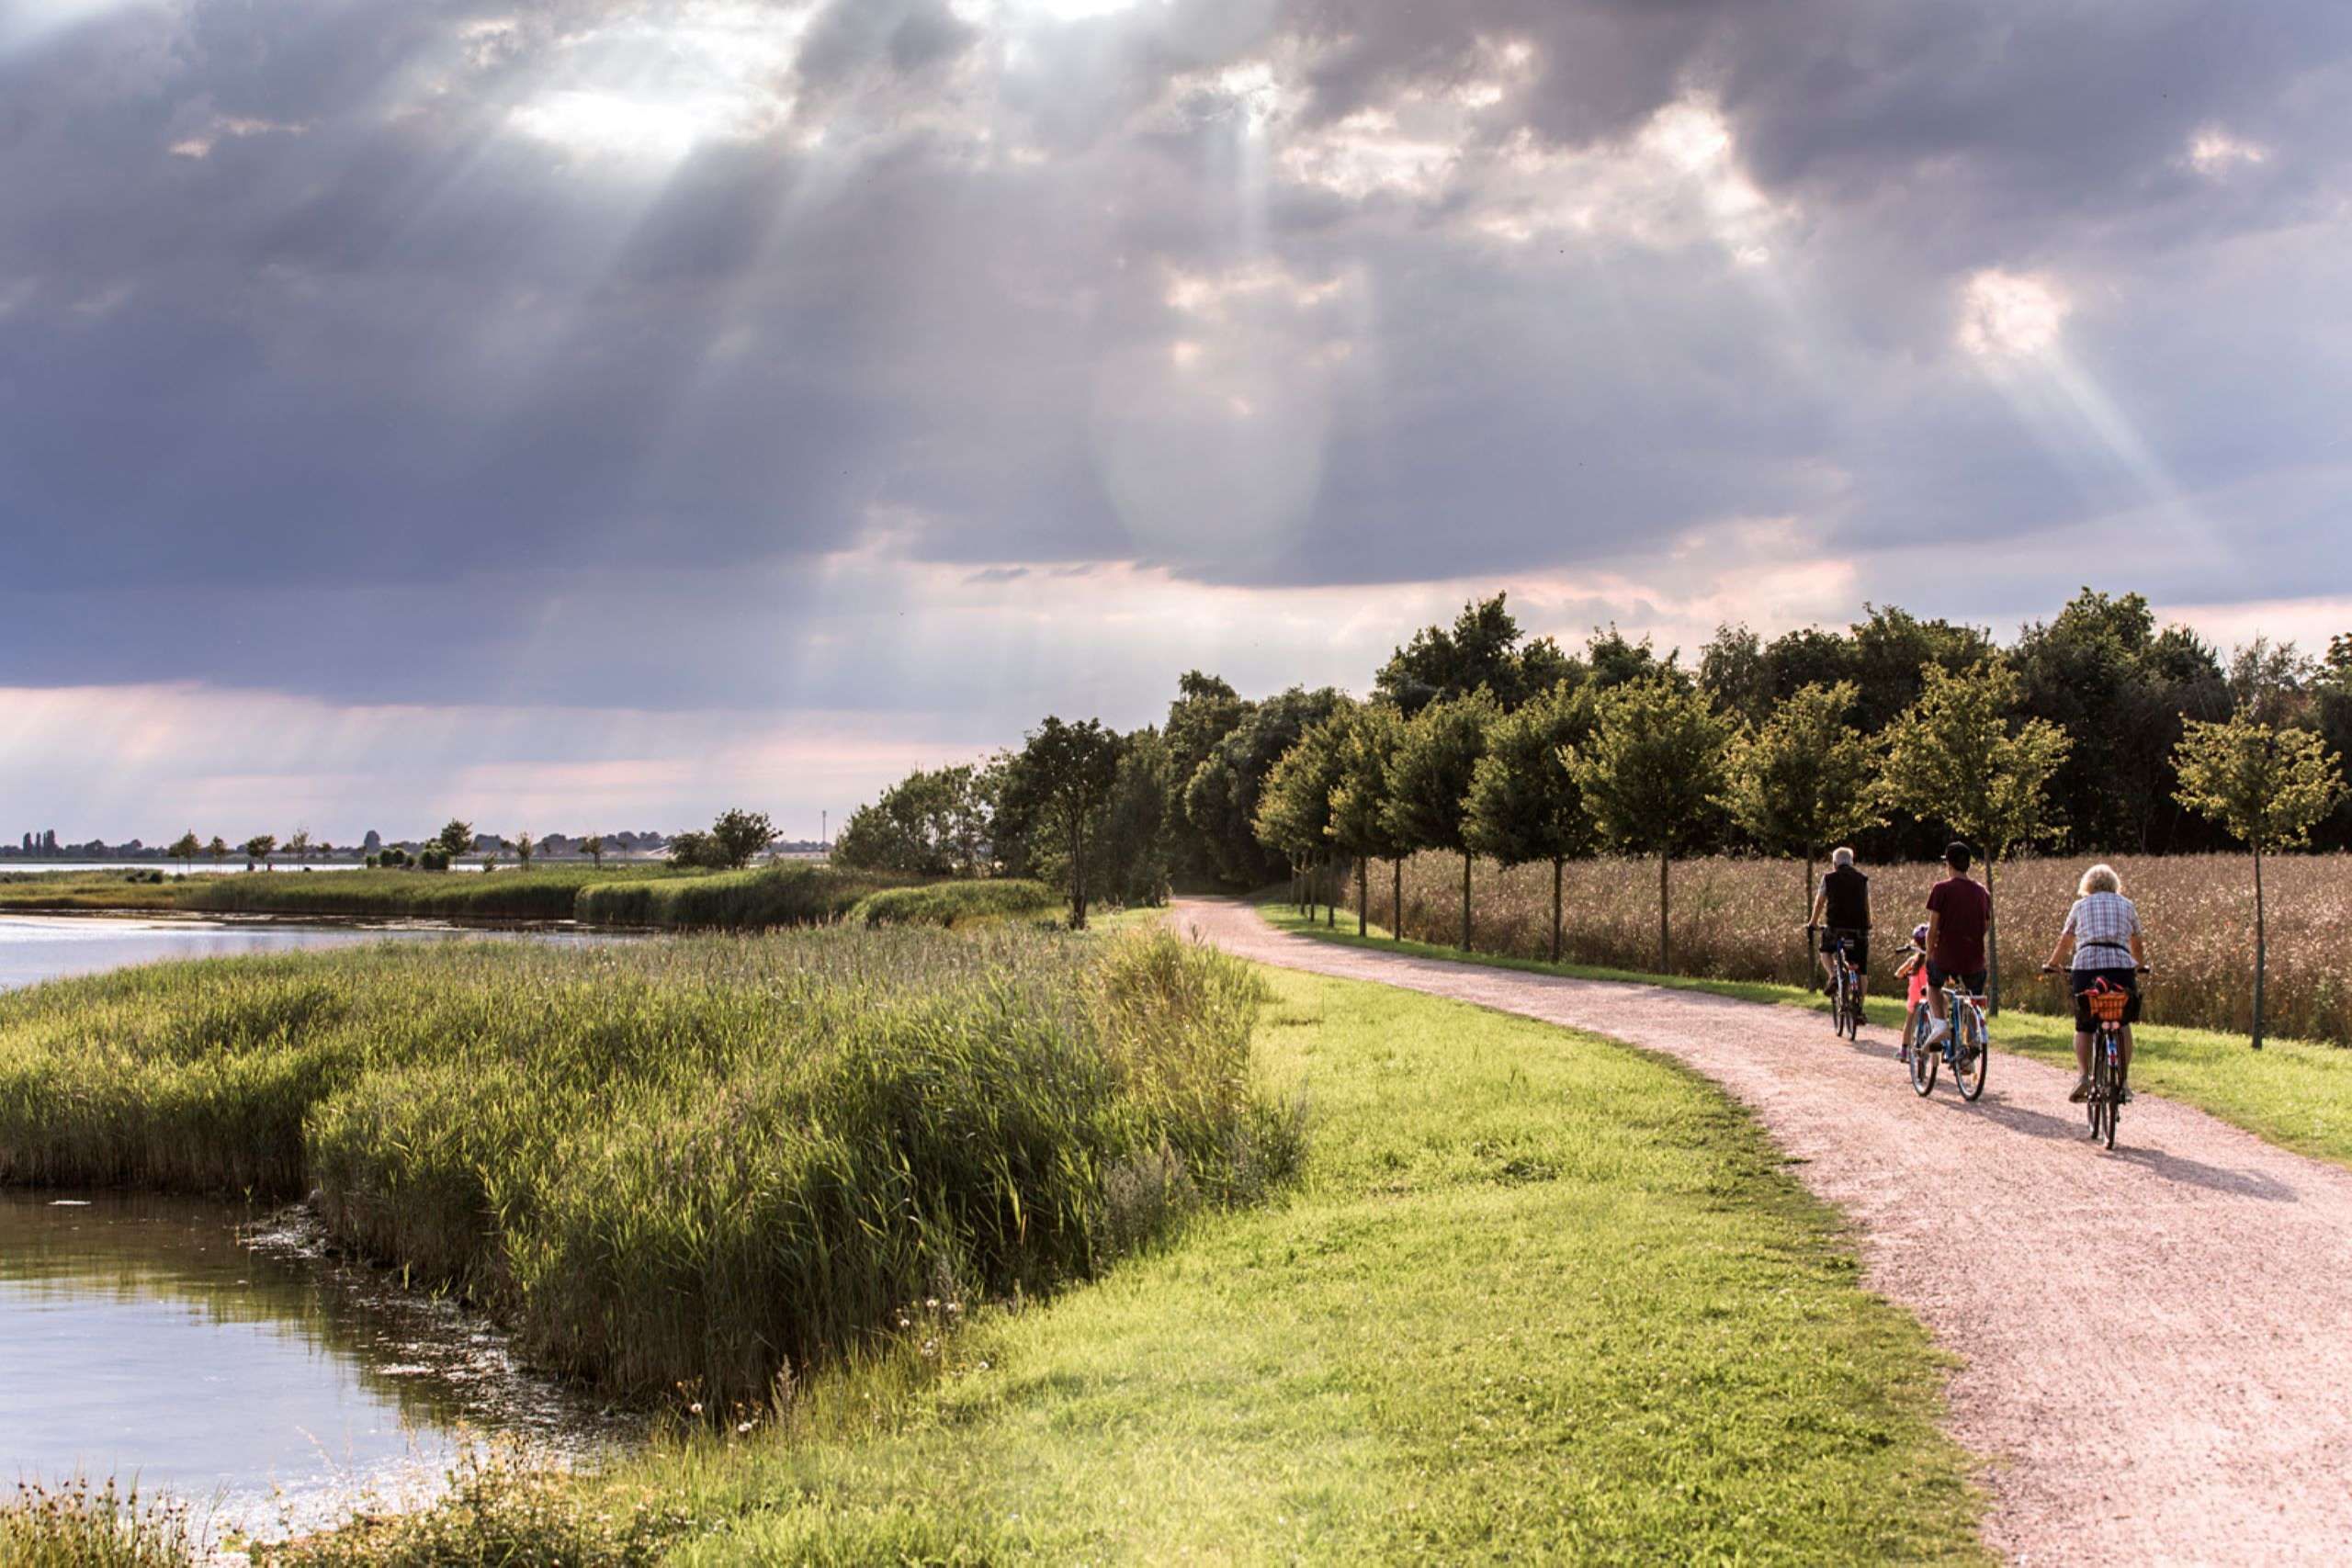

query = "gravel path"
[1174,898,2352,1565]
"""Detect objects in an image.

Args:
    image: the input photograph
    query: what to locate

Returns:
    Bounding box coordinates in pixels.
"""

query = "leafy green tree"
[205,835,228,868]
[1847,605,1993,732]
[1327,704,1409,938]
[582,834,605,867]
[1254,711,1351,924]
[1566,677,1732,973]
[1006,716,1123,929]
[514,830,534,868]
[1162,671,1250,886]
[1582,626,1683,694]
[1464,679,1595,961]
[2173,716,2347,1049]
[833,766,989,876]
[166,831,199,871]
[1878,659,2071,1010]
[1698,625,1773,727]
[2227,636,2316,729]
[708,809,775,871]
[242,834,277,870]
[667,829,716,870]
[1374,593,1575,716]
[1183,686,1347,887]
[1382,693,1494,950]
[436,819,474,863]
[1724,681,1884,966]
[285,828,311,862]
[1101,728,1176,907]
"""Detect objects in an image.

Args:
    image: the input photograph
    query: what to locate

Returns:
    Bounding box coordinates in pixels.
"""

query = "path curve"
[1174,898,2352,1566]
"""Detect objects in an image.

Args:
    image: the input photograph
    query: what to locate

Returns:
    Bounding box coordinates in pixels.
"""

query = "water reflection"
[0,915,595,992]
[0,1191,623,1536]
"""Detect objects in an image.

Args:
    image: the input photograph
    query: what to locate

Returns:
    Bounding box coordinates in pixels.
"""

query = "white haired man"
[1806,846,1872,1000]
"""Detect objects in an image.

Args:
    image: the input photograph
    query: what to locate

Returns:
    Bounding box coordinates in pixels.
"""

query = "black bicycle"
[2052,967,2150,1150]
[1807,926,1865,1040]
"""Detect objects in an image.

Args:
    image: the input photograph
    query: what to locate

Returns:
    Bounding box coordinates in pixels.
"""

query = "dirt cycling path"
[1174,898,2352,1565]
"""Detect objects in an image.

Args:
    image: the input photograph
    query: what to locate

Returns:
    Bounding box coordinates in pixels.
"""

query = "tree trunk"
[1070,823,1088,931]
[2253,840,2267,1051]
[1801,855,1815,986]
[1461,852,1473,953]
[1325,855,1335,928]
[1984,856,2000,1016]
[1658,851,1671,973]
[1357,856,1367,937]
[1551,856,1564,964]
[1393,858,1403,943]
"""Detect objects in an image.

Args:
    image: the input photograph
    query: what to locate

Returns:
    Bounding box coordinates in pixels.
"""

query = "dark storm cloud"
[2,0,2349,716]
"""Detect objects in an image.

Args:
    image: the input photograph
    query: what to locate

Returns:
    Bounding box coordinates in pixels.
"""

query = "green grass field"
[848,877,1060,928]
[277,955,1983,1564]
[1263,901,2352,1172]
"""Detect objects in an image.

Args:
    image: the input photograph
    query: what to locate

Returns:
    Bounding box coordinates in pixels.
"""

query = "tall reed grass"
[571,864,916,929]
[0,928,1294,1406]
[1350,851,2352,1044]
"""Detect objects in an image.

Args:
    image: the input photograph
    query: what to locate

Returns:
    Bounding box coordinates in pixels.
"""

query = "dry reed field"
[1346,852,2352,1045]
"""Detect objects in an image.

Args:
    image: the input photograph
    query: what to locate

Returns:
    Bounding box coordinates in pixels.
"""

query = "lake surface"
[0,1191,622,1538]
[0,914,597,992]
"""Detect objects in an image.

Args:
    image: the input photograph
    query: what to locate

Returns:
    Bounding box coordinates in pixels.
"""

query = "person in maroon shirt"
[1921,840,1992,1047]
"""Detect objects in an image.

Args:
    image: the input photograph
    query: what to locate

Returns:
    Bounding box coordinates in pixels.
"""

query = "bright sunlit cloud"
[2186,126,2269,176]
[1957,268,2069,358]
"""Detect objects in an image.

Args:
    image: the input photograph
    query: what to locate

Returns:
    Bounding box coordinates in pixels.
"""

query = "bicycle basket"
[2086,987,2132,1024]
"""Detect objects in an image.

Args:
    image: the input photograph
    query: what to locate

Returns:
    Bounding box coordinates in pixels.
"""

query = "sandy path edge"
[1173,899,2352,1567]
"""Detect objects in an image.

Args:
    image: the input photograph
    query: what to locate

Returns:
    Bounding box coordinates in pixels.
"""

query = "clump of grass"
[0,1480,202,1567]
[262,1452,689,1568]
[849,878,1060,929]
[571,863,915,929]
[0,927,1285,1407]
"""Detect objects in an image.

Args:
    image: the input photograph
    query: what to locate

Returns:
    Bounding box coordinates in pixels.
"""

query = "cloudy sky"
[4,0,2348,842]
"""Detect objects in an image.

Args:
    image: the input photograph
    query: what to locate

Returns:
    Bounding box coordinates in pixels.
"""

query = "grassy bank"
[261,955,1982,1563]
[0,870,184,911]
[849,877,1059,928]
[1266,902,2352,1172]
[178,864,679,921]
[0,928,1288,1406]
[1356,850,2352,1043]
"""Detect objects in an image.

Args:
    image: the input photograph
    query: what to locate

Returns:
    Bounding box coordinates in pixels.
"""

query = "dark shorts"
[1926,960,1986,997]
[2072,967,2142,1030]
[1820,929,1870,971]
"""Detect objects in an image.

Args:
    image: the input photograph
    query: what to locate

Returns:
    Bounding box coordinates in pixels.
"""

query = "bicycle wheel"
[2103,1051,2121,1150]
[1910,1019,1939,1096]
[1954,1011,1988,1102]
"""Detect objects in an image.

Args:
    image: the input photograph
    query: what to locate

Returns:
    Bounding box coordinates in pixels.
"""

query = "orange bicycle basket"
[2086,986,2132,1023]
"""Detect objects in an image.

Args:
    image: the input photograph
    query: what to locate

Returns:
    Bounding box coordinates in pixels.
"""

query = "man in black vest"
[1808,846,1872,998]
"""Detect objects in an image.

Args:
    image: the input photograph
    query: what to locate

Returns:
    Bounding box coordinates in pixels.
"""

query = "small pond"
[0,1191,626,1540]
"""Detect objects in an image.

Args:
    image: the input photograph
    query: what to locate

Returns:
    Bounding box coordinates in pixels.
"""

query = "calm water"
[0,914,595,992]
[0,1192,622,1536]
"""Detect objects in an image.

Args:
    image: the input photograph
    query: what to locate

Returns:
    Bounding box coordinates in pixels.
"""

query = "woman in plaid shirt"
[2041,863,2149,1104]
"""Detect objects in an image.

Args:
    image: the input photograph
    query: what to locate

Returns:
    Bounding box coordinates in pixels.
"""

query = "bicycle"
[1807,925,1866,1040]
[1909,971,1989,1101]
[2048,966,2150,1150]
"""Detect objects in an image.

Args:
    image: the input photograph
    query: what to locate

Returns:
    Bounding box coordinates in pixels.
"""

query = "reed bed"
[849,879,1060,928]
[0,928,1293,1407]
[1349,852,2352,1044]
[178,865,678,921]
[570,863,916,929]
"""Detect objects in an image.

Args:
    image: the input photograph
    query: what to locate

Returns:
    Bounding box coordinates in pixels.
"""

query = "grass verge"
[1264,901,2352,1172]
[268,956,1983,1563]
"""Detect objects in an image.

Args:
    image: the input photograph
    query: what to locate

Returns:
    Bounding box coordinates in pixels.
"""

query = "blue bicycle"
[1908,974,1989,1102]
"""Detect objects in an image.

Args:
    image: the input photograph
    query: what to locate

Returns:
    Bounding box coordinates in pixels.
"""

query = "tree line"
[835,589,2346,1043]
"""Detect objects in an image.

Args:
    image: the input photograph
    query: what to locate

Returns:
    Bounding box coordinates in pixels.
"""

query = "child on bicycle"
[1894,923,1930,1064]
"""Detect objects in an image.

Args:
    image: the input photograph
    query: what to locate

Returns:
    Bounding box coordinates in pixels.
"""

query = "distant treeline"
[840,587,2352,899]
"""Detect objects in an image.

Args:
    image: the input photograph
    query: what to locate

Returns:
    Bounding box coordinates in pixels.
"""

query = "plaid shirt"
[2062,892,2142,970]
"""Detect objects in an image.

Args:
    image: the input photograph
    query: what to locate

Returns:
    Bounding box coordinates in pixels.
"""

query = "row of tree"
[835,589,2346,1043]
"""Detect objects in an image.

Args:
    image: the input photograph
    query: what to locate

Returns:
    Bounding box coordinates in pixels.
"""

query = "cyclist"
[1806,846,1872,998]
[1919,841,1990,1050]
[2041,862,2147,1104]
[1894,922,1930,1062]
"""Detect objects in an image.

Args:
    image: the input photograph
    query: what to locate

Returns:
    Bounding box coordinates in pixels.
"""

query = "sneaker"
[2068,1077,2091,1103]
[2119,1087,2134,1105]
[1898,1043,1911,1065]
[1923,1019,1951,1048]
